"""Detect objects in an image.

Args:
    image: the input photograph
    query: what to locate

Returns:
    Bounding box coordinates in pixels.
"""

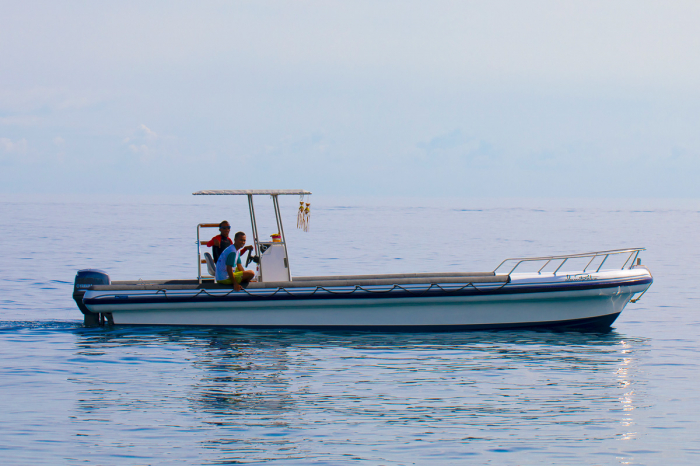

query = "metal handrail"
[493,248,645,275]
[197,223,220,284]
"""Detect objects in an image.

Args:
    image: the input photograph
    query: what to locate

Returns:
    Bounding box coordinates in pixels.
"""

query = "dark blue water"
[1,195,698,464]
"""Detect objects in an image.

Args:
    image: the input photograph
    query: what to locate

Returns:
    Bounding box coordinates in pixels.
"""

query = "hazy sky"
[1,1,699,197]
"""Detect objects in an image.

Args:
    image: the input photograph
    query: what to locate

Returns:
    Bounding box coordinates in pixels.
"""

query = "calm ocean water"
[0,194,698,465]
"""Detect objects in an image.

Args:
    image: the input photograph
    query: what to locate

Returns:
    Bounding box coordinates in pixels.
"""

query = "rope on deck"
[148,280,510,301]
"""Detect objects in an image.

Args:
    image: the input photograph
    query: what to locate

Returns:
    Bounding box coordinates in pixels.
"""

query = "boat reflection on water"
[616,339,641,443]
[70,328,649,463]
[190,335,295,417]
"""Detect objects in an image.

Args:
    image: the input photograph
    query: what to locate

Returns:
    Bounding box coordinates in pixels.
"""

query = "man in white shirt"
[215,231,255,291]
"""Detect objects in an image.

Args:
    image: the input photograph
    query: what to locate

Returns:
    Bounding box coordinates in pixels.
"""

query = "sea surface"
[0,194,698,465]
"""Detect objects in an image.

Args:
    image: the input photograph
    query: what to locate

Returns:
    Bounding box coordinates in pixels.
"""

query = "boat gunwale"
[83,275,653,306]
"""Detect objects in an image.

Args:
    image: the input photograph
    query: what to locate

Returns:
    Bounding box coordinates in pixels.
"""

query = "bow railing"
[493,248,645,276]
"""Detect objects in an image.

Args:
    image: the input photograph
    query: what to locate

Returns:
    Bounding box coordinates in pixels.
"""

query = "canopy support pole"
[247,194,263,280]
[271,194,292,281]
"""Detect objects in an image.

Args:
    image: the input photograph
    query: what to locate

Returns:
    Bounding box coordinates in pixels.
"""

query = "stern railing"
[493,248,645,276]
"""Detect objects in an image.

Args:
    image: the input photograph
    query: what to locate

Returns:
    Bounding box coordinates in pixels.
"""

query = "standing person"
[207,221,233,262]
[215,231,255,291]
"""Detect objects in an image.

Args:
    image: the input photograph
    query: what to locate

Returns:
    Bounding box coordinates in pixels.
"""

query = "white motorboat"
[73,190,653,330]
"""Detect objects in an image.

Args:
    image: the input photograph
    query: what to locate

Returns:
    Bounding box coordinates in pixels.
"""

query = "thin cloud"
[0,137,27,153]
[417,130,469,153]
[0,115,41,126]
[139,124,158,140]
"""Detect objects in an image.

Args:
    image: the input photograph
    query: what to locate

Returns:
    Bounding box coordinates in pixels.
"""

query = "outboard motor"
[73,269,110,327]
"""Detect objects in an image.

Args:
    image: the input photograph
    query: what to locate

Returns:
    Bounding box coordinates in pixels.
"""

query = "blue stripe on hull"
[112,312,622,332]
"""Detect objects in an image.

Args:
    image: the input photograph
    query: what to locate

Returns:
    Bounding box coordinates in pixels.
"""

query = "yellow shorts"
[217,271,244,285]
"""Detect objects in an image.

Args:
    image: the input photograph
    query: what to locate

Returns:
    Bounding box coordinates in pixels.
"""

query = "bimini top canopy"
[193,189,312,196]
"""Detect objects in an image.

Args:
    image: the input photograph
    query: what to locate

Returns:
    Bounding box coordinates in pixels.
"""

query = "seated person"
[207,221,233,262]
[215,231,255,291]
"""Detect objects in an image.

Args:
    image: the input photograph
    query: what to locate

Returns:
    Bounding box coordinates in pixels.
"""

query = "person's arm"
[236,246,254,271]
[206,236,221,248]
[236,251,247,272]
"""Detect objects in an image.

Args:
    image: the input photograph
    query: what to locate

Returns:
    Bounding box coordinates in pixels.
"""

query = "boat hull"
[81,270,652,330]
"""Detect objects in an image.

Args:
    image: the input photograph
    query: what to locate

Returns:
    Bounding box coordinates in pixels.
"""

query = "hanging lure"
[297,200,305,229]
[303,202,311,232]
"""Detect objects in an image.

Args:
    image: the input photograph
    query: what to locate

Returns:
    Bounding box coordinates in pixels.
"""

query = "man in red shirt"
[207,221,234,262]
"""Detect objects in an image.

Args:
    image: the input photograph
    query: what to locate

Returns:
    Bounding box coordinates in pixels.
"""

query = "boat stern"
[73,269,111,327]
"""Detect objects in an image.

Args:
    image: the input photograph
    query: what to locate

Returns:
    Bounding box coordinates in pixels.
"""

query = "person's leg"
[232,270,255,286]
[232,271,245,291]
